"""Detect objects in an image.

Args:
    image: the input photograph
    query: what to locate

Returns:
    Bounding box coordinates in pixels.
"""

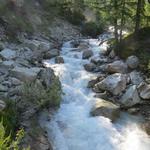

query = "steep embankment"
[0,0,81,42]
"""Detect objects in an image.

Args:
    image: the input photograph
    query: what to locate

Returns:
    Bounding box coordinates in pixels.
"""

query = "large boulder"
[138,82,150,100]
[84,63,96,72]
[95,73,127,95]
[106,60,128,74]
[90,99,120,122]
[10,67,41,82]
[0,49,16,60]
[121,85,141,107]
[126,55,139,69]
[82,50,93,59]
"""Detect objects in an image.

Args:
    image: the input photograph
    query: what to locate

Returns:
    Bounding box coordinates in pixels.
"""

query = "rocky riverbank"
[68,37,150,135]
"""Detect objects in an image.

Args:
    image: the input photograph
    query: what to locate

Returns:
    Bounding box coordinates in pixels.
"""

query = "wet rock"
[87,79,98,88]
[109,50,116,59]
[55,56,64,64]
[95,73,127,95]
[0,48,16,60]
[94,91,108,99]
[90,99,120,122]
[129,71,143,85]
[121,85,141,107]
[10,66,41,82]
[44,49,59,59]
[91,57,108,65]
[82,50,93,59]
[142,121,150,135]
[126,55,139,69]
[0,100,6,111]
[138,82,150,100]
[127,108,140,115]
[84,63,96,72]
[39,68,55,88]
[106,60,128,74]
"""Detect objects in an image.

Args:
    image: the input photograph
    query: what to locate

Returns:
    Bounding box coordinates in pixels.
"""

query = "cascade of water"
[43,34,150,150]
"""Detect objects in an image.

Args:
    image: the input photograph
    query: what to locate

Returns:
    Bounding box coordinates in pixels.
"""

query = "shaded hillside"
[115,27,150,75]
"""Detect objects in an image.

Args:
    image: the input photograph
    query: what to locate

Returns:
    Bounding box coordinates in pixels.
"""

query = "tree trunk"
[114,0,119,44]
[135,0,142,32]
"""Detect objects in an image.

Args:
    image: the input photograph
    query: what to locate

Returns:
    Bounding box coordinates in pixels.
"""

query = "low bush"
[22,77,62,108]
[63,10,85,25]
[0,122,29,150]
[81,22,104,38]
[0,100,19,137]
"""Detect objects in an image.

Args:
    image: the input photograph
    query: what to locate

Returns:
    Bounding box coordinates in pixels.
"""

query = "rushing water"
[43,35,150,150]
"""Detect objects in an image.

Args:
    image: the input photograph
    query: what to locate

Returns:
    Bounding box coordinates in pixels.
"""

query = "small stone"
[126,55,139,69]
[55,56,64,64]
[84,63,96,72]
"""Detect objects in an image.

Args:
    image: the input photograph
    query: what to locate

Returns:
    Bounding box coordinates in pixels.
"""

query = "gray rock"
[55,56,64,64]
[95,91,108,99]
[126,55,139,69]
[109,50,116,59]
[84,63,96,72]
[0,60,15,69]
[0,100,6,111]
[87,79,98,88]
[90,99,120,122]
[0,48,16,60]
[10,77,22,86]
[129,71,143,85]
[138,82,150,100]
[95,73,127,95]
[82,50,93,59]
[44,49,59,59]
[0,85,8,92]
[10,66,41,82]
[106,60,128,74]
[121,85,141,107]
[39,68,55,88]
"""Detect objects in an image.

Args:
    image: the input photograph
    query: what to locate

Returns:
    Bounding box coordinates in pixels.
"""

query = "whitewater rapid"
[43,37,150,150]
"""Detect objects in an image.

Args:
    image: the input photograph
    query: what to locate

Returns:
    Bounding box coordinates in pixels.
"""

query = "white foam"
[44,35,150,150]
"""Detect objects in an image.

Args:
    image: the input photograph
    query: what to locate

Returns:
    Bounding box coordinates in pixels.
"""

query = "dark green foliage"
[0,100,19,137]
[81,22,104,37]
[62,10,85,25]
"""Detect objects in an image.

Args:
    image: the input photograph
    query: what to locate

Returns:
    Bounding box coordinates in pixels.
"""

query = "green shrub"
[0,100,19,137]
[22,77,62,108]
[81,22,104,38]
[0,122,29,150]
[63,10,85,25]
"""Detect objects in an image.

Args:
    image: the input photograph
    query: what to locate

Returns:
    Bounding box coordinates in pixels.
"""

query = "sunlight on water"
[43,35,150,150]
